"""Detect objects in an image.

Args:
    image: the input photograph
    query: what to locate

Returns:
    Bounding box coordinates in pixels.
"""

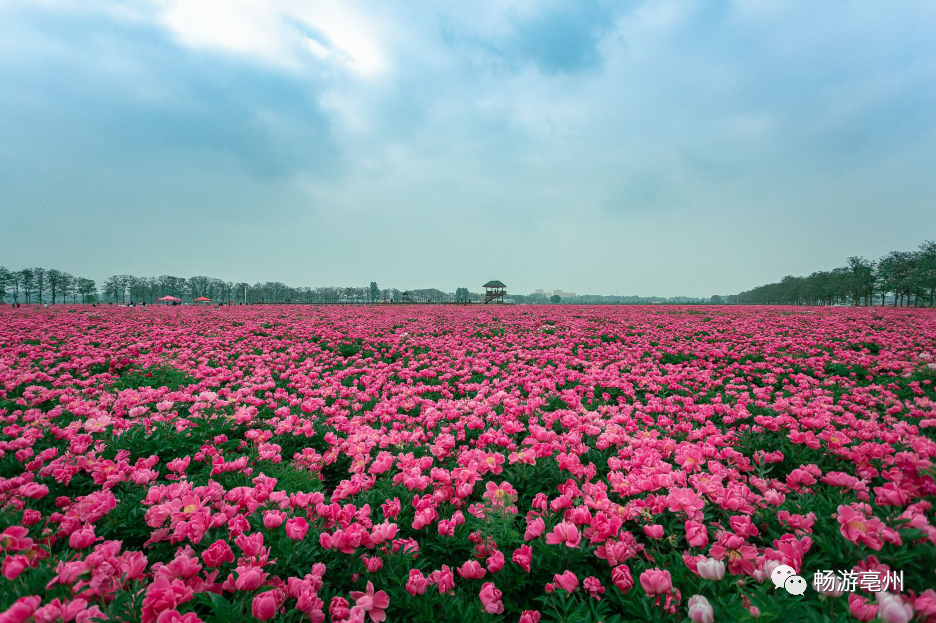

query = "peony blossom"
[349,581,389,622]
[479,582,504,615]
[639,568,672,596]
[687,595,714,623]
[545,522,581,548]
[553,570,579,593]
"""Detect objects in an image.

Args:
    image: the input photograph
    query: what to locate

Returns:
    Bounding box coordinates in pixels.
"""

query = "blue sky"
[2,0,935,296]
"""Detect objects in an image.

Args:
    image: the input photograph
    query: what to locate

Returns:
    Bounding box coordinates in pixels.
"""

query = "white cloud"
[153,0,389,76]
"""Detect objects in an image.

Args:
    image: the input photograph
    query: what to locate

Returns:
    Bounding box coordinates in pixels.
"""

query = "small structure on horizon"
[483,280,507,304]
[400,291,414,304]
[194,296,212,304]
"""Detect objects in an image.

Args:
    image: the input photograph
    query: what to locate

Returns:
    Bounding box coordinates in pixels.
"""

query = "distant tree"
[18,269,34,303]
[8,270,20,303]
[34,268,46,304]
[118,275,133,304]
[710,295,723,304]
[369,282,380,303]
[917,240,936,307]
[77,278,97,303]
[103,276,122,303]
[550,295,561,304]
[846,256,875,306]
[61,273,76,303]
[46,269,63,304]
[0,266,11,302]
[187,276,209,301]
[129,276,149,303]
[879,251,914,306]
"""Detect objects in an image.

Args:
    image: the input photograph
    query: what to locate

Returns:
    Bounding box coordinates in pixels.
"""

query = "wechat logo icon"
[771,564,807,596]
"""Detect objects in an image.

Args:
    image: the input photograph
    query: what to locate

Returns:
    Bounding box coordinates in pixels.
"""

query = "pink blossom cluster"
[1,305,935,622]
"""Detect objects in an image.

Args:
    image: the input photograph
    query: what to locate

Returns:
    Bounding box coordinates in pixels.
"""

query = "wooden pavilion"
[483,280,506,304]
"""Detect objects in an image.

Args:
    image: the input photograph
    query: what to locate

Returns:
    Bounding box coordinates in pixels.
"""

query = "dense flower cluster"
[1,305,935,622]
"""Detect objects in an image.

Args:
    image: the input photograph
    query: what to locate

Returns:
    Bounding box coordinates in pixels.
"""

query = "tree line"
[0,269,491,305]
[735,240,936,306]
[0,268,709,306]
[6,241,932,307]
[0,267,97,304]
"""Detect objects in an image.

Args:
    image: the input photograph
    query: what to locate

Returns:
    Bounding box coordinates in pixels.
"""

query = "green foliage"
[113,365,197,391]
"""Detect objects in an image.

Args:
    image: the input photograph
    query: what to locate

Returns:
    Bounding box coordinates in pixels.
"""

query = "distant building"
[535,289,545,295]
[552,289,576,299]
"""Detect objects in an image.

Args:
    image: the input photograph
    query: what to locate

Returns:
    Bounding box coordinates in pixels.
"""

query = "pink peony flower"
[512,545,532,573]
[639,568,672,596]
[876,593,913,623]
[349,581,389,622]
[612,564,634,594]
[519,611,541,623]
[583,577,605,600]
[0,596,42,623]
[201,540,234,568]
[848,594,878,622]
[262,511,286,529]
[667,487,705,521]
[2,555,30,581]
[233,566,265,592]
[406,569,427,596]
[525,517,545,540]
[685,521,709,548]
[481,549,502,573]
[545,522,581,548]
[156,610,203,623]
[553,570,579,593]
[0,526,33,552]
[285,517,309,541]
[68,525,97,549]
[251,591,281,621]
[696,557,725,580]
[457,560,486,580]
[329,597,350,621]
[687,595,714,623]
[479,582,504,614]
[19,483,49,499]
[836,505,884,551]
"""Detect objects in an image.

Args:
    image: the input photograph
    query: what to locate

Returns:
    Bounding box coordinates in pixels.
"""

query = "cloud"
[0,4,339,184]
[153,0,389,77]
[1,0,935,295]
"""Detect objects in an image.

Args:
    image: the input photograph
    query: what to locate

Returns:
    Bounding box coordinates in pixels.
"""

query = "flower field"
[2,305,936,623]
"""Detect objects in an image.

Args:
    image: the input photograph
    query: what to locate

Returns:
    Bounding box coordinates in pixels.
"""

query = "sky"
[1,0,935,297]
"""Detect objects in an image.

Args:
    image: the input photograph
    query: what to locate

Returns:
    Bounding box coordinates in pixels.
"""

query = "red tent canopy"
[158,296,181,302]
[194,297,212,302]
